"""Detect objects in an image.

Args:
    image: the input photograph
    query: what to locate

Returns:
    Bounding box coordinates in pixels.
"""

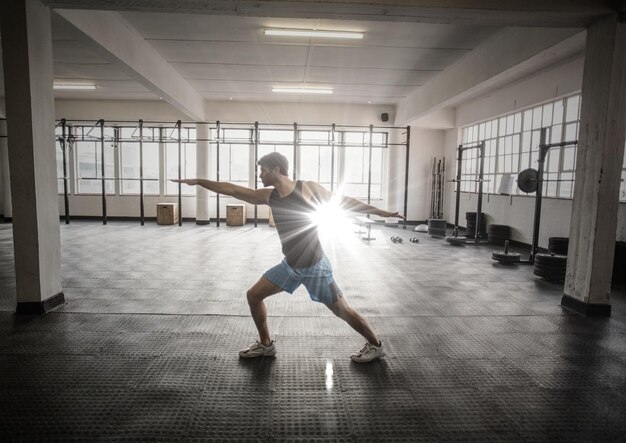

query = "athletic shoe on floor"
[239,340,277,358]
[350,341,386,363]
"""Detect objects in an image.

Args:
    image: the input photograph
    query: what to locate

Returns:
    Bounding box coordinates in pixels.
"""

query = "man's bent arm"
[172,179,270,205]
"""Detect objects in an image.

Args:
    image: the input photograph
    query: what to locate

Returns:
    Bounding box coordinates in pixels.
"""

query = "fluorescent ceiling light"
[264,28,363,39]
[272,87,333,95]
[53,82,97,90]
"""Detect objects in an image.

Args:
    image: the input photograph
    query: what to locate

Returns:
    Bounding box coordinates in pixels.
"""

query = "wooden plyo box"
[157,203,179,225]
[226,204,246,226]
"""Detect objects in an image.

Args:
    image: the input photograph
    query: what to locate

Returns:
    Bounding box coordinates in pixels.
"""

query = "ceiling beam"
[54,9,205,121]
[42,0,617,27]
[395,27,586,126]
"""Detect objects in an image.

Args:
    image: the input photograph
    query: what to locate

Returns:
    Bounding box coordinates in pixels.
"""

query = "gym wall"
[445,54,626,245]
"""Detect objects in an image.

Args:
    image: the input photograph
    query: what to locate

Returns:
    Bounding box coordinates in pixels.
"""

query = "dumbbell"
[409,237,419,243]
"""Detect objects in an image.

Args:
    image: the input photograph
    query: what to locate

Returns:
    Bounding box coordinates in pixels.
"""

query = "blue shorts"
[263,256,343,306]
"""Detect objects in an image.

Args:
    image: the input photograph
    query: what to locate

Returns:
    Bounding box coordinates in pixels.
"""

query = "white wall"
[445,54,626,245]
[403,128,445,221]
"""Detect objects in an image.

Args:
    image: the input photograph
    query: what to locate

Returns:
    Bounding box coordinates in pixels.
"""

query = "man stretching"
[173,152,402,363]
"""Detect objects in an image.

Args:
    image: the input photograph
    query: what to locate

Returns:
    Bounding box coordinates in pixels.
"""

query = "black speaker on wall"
[381,112,389,122]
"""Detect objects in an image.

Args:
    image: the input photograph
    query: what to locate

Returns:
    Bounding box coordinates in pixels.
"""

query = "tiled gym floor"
[0,220,625,441]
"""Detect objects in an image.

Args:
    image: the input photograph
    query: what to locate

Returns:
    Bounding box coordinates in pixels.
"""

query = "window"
[55,126,67,194]
[256,129,294,188]
[460,93,582,199]
[119,127,160,195]
[340,131,386,199]
[215,128,251,187]
[298,130,338,191]
[165,127,196,195]
[74,126,115,195]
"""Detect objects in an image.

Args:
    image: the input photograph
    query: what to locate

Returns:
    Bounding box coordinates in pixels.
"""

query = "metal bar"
[293,122,298,181]
[367,125,373,209]
[474,142,486,243]
[330,123,336,192]
[60,119,70,224]
[139,120,145,226]
[100,119,107,225]
[403,126,410,229]
[216,120,220,227]
[544,140,578,149]
[254,121,259,228]
[531,128,549,262]
[454,145,463,234]
[177,120,182,226]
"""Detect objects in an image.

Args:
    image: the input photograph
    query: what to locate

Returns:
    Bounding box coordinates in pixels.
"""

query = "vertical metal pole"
[330,123,336,192]
[100,119,107,225]
[216,121,220,227]
[367,125,373,207]
[177,120,182,226]
[254,121,259,227]
[531,128,548,262]
[454,145,463,233]
[60,119,70,224]
[139,120,145,226]
[403,126,410,229]
[293,122,298,180]
[440,157,446,219]
[474,142,486,243]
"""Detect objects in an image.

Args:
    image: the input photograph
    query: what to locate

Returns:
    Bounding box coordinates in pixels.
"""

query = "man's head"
[258,152,289,186]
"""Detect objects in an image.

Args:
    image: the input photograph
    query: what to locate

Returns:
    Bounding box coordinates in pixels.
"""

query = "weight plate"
[517,168,539,193]
[446,236,467,246]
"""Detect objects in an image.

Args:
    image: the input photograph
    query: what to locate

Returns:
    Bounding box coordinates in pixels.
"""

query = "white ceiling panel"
[190,79,414,96]
[172,63,306,82]
[309,45,470,70]
[53,63,134,80]
[199,91,400,105]
[123,12,497,49]
[306,67,438,86]
[148,40,310,65]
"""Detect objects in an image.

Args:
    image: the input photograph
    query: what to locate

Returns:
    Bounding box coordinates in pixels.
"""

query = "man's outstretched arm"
[304,181,403,218]
[171,179,271,205]
[340,196,404,218]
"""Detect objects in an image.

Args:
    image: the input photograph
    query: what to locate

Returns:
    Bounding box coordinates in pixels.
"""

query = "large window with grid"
[210,128,251,187]
[119,127,160,195]
[256,129,295,189]
[73,126,116,195]
[460,94,584,199]
[298,130,338,191]
[340,131,386,200]
[165,127,196,196]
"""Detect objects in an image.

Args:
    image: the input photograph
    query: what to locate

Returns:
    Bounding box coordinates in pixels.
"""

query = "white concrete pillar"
[0,0,64,313]
[196,123,210,224]
[563,15,626,316]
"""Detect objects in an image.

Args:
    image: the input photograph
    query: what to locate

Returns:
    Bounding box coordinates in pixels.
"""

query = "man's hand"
[170,178,198,186]
[378,210,405,219]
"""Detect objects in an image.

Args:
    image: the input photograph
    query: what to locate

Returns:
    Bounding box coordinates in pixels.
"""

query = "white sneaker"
[350,341,386,363]
[239,340,277,358]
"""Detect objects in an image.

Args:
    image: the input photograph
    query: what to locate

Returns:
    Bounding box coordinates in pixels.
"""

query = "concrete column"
[0,0,64,313]
[195,123,210,224]
[0,119,10,219]
[562,15,626,316]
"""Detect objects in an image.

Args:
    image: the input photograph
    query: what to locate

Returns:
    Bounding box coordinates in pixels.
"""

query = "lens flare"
[308,192,351,238]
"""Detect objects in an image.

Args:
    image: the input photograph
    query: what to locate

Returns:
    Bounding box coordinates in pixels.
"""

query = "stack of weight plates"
[533,253,567,282]
[488,224,510,246]
[548,237,569,255]
[427,219,447,237]
[465,212,487,238]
